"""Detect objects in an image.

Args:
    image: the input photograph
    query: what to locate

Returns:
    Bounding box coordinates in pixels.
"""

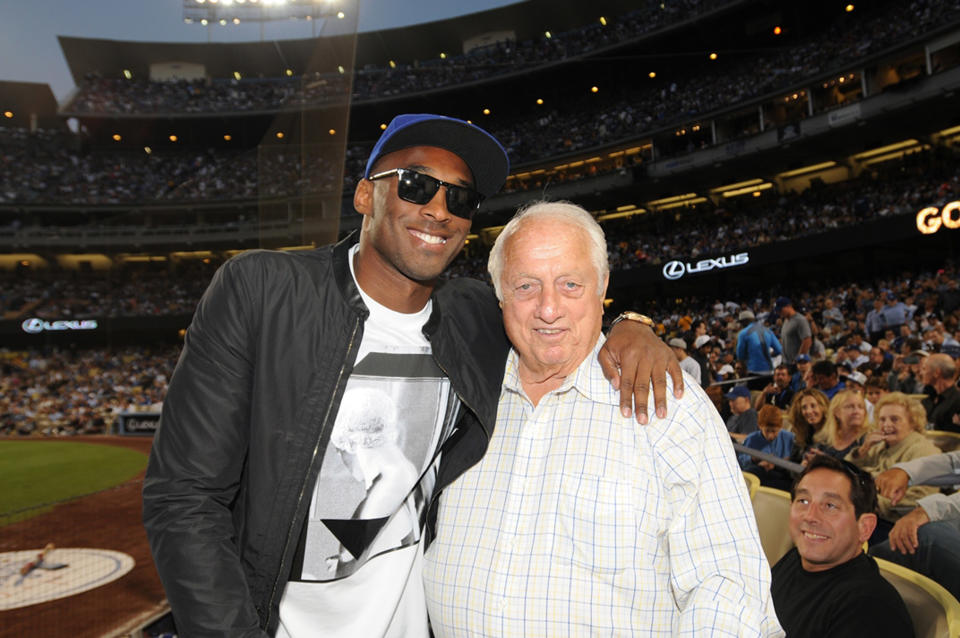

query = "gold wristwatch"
[611,311,655,328]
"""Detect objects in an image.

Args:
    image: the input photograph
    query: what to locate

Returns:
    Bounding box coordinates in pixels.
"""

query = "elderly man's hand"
[887,506,930,554]
[599,321,684,424]
[875,468,910,505]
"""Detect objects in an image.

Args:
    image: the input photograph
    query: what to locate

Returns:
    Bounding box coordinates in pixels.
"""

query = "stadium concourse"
[2,0,960,635]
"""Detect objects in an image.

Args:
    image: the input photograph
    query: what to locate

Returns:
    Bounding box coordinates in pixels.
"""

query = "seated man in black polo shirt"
[771,455,914,638]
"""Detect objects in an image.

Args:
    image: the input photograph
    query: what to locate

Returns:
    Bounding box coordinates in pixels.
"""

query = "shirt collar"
[502,334,616,406]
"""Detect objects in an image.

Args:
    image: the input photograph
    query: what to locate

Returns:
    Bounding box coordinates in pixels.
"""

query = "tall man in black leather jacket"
[143,114,681,637]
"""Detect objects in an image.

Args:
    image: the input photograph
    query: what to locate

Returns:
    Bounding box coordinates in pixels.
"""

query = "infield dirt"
[0,435,166,638]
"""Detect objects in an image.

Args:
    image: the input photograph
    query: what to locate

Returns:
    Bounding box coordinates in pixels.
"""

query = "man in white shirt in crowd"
[423,200,782,637]
[669,337,703,386]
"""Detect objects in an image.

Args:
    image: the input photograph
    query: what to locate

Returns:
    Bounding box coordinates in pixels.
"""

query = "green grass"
[0,440,148,525]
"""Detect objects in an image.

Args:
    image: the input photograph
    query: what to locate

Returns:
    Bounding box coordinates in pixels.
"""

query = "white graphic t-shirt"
[276,246,458,638]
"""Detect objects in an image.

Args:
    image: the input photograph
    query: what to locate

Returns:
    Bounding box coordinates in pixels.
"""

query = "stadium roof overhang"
[0,81,61,129]
[57,0,657,84]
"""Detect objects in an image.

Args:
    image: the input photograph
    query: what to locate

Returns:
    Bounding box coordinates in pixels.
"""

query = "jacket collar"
[332,231,369,321]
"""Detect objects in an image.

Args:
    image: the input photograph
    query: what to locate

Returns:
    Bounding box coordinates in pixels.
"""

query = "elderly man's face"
[500,217,607,381]
[790,468,874,573]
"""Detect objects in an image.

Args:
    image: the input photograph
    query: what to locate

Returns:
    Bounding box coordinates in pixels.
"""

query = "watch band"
[611,311,655,328]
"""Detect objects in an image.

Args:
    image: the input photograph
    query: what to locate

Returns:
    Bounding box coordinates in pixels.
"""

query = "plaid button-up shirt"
[424,337,783,637]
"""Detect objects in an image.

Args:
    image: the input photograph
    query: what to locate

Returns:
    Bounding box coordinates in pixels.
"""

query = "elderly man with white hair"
[423,200,782,637]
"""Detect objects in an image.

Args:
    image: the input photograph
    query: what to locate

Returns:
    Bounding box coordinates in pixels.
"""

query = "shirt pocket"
[556,474,636,574]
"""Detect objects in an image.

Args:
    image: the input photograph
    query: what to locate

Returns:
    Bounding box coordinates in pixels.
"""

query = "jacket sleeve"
[142,256,268,637]
[895,450,960,487]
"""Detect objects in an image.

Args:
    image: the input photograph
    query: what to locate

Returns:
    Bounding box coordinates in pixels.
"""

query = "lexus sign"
[662,252,750,280]
[21,318,99,334]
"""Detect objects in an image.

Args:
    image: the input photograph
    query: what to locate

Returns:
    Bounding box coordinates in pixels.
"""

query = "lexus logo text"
[662,252,750,280]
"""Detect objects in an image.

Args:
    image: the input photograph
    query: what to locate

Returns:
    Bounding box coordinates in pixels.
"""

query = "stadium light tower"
[183,0,347,38]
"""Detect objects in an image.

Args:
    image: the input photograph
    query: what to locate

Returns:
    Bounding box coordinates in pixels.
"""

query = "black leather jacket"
[142,235,508,636]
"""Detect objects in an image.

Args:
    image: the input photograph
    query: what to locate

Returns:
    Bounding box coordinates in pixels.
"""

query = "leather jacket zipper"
[264,316,362,627]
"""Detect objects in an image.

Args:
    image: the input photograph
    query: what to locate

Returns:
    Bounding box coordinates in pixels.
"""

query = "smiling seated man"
[424,201,781,637]
[771,455,914,638]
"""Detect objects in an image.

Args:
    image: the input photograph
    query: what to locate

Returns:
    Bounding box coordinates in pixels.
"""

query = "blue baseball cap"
[364,114,510,199]
[724,385,750,400]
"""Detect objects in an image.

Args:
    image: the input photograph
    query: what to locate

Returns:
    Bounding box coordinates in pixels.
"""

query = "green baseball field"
[0,439,149,525]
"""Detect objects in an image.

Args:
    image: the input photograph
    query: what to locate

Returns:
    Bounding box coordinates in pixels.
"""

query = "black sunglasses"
[368,168,484,220]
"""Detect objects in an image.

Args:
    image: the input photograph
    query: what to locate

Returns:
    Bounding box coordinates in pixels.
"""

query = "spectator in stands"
[775,297,812,369]
[771,454,915,638]
[756,364,795,411]
[668,337,702,385]
[888,352,926,394]
[839,345,869,372]
[811,360,845,399]
[790,353,812,393]
[864,346,893,378]
[871,450,960,602]
[739,405,795,490]
[864,375,889,422]
[142,115,678,637]
[843,370,867,396]
[690,334,713,388]
[821,298,845,330]
[846,392,940,524]
[865,298,887,344]
[725,385,758,443]
[788,388,830,464]
[813,390,869,460]
[735,309,783,390]
[920,353,960,432]
[881,292,912,336]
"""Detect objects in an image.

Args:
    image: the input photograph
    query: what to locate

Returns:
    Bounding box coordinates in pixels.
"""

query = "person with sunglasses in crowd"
[142,114,681,638]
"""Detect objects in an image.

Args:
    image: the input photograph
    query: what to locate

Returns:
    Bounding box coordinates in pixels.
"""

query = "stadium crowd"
[2,148,957,320]
[3,260,957,439]
[0,126,342,205]
[0,345,176,436]
[64,0,959,120]
[3,1,958,209]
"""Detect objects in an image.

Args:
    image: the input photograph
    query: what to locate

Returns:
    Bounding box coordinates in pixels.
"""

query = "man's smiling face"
[358,145,473,285]
[789,468,873,572]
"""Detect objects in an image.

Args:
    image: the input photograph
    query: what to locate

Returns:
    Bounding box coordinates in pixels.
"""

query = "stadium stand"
[6,5,960,638]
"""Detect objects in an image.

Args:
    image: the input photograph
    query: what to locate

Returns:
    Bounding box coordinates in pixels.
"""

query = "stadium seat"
[750,486,794,566]
[875,557,960,638]
[925,430,960,453]
[742,471,760,500]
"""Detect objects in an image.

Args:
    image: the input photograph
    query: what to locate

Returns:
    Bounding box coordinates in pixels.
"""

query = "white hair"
[487,200,609,301]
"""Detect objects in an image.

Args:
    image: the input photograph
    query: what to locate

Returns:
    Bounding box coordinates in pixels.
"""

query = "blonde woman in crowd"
[847,392,941,521]
[811,390,870,460]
